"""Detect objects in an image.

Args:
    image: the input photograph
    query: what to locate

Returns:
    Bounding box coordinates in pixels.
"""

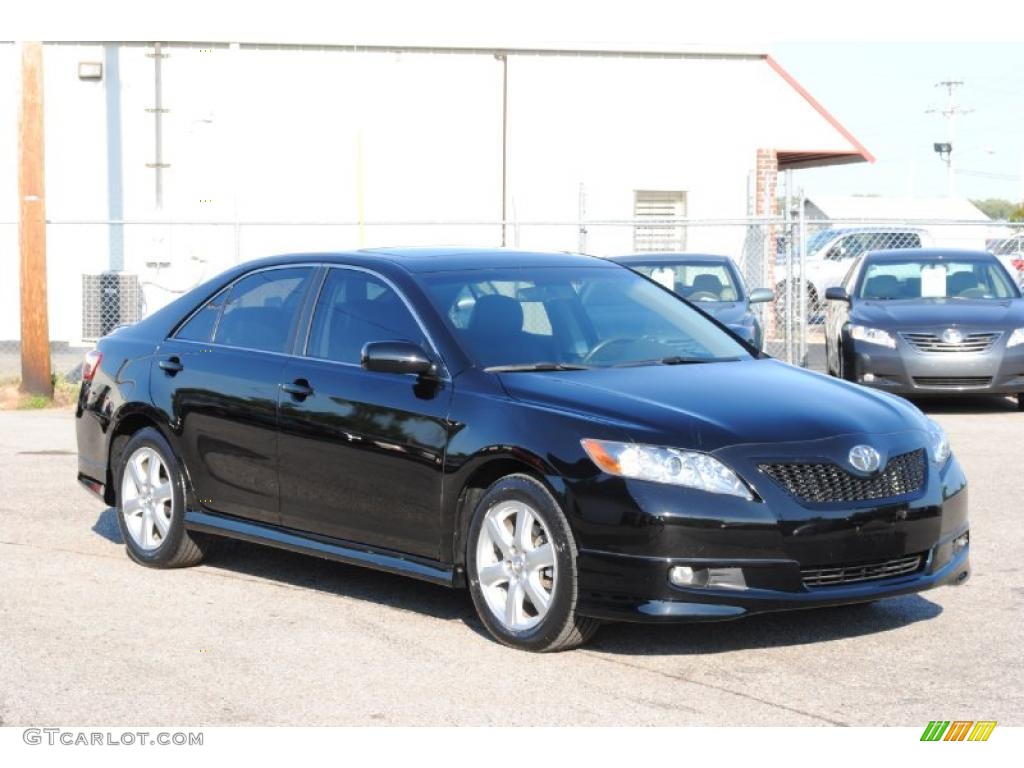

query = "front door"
[276,267,452,559]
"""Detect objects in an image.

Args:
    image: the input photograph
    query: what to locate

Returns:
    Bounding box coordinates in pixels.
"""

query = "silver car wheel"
[475,500,557,631]
[121,446,174,552]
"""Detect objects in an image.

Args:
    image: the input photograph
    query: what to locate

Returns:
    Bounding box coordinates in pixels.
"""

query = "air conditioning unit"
[82,273,142,341]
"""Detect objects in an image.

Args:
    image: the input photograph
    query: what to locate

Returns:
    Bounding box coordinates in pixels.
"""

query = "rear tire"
[1017,393,1024,411]
[115,428,208,568]
[466,474,599,652]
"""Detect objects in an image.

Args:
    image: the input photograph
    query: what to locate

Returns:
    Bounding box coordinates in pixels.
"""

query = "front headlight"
[926,419,951,465]
[1007,327,1024,348]
[581,439,753,499]
[850,324,897,349]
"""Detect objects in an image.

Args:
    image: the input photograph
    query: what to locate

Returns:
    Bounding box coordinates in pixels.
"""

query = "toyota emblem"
[941,328,964,344]
[848,445,882,473]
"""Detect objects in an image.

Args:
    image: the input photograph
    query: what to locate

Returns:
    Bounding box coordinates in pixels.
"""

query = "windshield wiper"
[611,356,740,368]
[484,362,592,373]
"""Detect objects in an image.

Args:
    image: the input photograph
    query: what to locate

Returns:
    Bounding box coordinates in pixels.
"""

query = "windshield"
[624,262,741,302]
[806,229,840,255]
[420,266,752,369]
[856,258,1020,300]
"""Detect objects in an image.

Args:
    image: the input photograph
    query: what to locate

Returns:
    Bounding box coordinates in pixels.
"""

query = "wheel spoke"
[505,580,524,627]
[151,482,172,505]
[148,452,163,486]
[513,505,535,550]
[127,456,146,493]
[139,508,152,549]
[485,515,513,558]
[525,542,554,572]
[122,496,143,517]
[152,507,171,537]
[523,573,551,614]
[478,562,509,588]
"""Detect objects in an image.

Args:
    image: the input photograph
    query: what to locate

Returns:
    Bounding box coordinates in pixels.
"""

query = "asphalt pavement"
[0,399,1021,726]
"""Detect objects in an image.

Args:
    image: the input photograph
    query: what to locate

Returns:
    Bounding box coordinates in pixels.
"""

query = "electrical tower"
[926,80,973,197]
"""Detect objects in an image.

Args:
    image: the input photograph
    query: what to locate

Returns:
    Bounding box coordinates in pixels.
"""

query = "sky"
[771,42,1024,203]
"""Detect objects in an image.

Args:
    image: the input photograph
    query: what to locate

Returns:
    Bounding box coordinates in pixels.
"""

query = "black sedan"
[824,248,1024,408]
[611,253,774,349]
[76,248,970,652]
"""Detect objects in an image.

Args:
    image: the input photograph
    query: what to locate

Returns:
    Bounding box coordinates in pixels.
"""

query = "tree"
[971,198,1018,220]
[1010,203,1024,223]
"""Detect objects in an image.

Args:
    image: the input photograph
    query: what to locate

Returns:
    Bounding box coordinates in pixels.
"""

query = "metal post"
[496,53,508,247]
[577,182,588,253]
[783,171,793,363]
[104,44,124,272]
[797,188,808,367]
[146,43,169,208]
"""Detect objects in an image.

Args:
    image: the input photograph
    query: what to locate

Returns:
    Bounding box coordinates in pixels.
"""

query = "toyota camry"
[76,248,970,651]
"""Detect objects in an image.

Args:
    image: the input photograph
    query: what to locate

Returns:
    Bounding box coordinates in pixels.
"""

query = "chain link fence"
[2,217,1022,381]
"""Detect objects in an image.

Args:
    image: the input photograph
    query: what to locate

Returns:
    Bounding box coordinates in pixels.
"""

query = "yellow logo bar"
[968,721,997,742]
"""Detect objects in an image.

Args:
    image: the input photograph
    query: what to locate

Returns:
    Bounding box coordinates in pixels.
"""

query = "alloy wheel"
[475,500,557,631]
[121,446,174,551]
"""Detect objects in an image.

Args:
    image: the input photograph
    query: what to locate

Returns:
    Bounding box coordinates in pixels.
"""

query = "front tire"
[466,474,599,652]
[1018,393,1024,411]
[115,428,207,568]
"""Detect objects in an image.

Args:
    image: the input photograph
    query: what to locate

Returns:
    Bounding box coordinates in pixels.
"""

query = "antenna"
[926,80,973,197]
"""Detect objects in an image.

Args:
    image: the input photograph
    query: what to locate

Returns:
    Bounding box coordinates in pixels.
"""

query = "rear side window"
[307,269,427,364]
[212,267,313,353]
[175,289,226,342]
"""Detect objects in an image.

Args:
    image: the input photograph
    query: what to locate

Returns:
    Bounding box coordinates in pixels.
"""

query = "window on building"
[633,190,688,252]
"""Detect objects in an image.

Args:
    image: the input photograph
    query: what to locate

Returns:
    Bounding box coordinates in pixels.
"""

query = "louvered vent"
[633,190,687,252]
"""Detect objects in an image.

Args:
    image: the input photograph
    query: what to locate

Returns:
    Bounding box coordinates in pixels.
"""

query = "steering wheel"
[686,291,719,302]
[583,336,638,364]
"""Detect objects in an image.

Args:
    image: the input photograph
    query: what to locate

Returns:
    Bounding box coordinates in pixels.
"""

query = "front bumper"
[848,334,1024,395]
[571,434,970,623]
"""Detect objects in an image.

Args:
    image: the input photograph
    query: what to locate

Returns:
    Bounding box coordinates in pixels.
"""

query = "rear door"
[276,266,452,558]
[151,265,316,525]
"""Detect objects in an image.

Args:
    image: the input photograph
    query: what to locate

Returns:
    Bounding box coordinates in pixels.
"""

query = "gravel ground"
[0,399,1021,726]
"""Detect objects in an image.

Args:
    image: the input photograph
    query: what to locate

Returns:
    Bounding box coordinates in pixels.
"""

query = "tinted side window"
[214,267,313,353]
[307,269,426,364]
[175,289,226,342]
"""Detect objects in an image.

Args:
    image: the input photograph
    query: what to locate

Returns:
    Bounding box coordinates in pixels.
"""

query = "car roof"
[254,247,617,273]
[863,248,997,262]
[610,253,733,265]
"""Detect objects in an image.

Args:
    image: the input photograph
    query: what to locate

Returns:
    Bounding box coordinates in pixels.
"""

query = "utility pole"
[926,80,973,197]
[496,53,508,247]
[18,42,53,397]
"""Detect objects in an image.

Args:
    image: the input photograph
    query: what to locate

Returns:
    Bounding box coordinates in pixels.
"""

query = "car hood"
[695,301,749,326]
[498,359,926,451]
[852,298,1024,329]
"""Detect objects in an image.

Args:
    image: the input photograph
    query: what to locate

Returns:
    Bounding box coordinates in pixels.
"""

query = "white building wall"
[1,44,861,343]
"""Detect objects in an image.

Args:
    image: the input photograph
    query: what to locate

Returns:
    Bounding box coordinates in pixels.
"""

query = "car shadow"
[90,509,945,652]
[908,394,1019,414]
[586,596,943,655]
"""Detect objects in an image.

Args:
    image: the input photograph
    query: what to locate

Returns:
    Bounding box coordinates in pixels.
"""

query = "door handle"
[158,356,183,375]
[281,379,313,399]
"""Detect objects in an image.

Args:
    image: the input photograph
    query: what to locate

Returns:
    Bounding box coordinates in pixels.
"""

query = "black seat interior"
[464,294,554,366]
[863,275,900,299]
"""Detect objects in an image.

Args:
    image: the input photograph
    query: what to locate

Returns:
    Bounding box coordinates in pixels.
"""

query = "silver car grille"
[900,331,1001,353]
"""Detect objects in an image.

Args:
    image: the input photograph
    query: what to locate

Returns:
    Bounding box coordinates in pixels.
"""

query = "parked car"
[986,232,1024,286]
[824,248,1024,408]
[776,227,930,322]
[76,248,970,652]
[610,253,773,349]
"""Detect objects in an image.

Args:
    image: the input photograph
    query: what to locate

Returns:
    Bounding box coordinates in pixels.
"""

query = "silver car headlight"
[850,324,896,349]
[1007,327,1024,348]
[581,439,753,499]
[926,419,951,465]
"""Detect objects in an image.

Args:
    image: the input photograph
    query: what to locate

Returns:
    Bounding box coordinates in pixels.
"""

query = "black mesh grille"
[759,449,926,504]
[801,553,925,588]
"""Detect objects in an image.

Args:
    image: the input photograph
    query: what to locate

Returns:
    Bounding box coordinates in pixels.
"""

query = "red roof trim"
[765,55,875,164]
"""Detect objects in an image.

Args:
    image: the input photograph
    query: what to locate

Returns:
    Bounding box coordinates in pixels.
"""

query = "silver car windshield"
[857,259,1020,301]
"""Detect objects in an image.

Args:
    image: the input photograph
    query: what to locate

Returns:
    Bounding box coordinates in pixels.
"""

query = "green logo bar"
[921,721,950,741]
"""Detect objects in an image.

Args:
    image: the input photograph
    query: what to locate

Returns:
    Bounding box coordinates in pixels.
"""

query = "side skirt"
[185,510,458,588]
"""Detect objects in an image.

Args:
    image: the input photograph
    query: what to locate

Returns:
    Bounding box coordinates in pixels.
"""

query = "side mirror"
[361,341,436,376]
[748,288,774,304]
[824,286,851,303]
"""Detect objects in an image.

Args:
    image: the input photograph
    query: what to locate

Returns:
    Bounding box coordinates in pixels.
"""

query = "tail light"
[82,349,103,382]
